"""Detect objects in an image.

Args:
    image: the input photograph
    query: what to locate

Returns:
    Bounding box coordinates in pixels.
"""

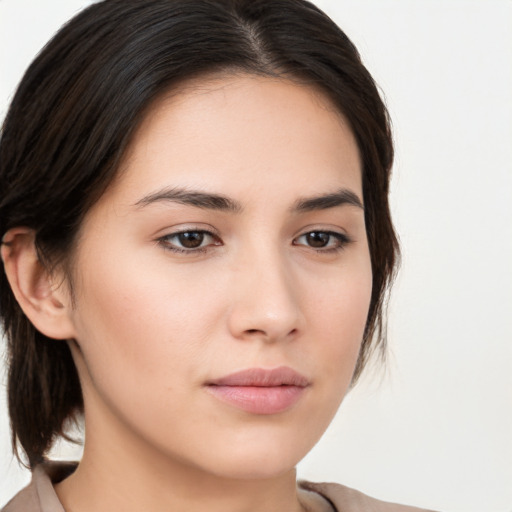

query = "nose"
[227,248,302,343]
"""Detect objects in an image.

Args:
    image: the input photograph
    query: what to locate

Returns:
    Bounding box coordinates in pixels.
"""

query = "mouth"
[204,367,310,415]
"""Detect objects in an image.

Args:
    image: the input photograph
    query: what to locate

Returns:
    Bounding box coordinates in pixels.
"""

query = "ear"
[1,227,77,340]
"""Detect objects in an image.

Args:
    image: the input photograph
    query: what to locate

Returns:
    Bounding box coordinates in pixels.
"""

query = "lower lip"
[205,385,306,415]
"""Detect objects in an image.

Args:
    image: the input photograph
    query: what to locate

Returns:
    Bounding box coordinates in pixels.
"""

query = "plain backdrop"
[1,1,511,511]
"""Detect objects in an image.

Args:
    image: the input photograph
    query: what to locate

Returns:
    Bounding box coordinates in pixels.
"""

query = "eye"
[158,230,221,253]
[293,230,351,252]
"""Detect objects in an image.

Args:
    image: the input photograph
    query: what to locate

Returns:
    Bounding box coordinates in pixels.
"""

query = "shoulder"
[2,462,76,512]
[300,481,440,512]
[2,482,41,512]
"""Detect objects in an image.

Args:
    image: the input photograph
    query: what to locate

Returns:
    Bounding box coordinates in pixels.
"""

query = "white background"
[1,1,511,511]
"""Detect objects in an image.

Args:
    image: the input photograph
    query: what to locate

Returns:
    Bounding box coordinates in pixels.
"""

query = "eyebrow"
[291,188,364,212]
[134,186,363,213]
[134,187,243,213]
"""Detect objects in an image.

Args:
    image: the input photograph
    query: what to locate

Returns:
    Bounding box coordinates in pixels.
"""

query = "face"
[65,75,372,479]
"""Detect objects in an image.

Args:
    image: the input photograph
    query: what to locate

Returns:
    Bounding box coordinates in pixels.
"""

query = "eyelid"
[292,229,352,252]
[154,223,220,240]
[156,225,222,254]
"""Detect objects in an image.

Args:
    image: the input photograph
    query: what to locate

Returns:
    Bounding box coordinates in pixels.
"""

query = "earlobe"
[1,227,77,340]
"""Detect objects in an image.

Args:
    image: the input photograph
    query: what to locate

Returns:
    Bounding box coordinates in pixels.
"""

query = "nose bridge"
[228,241,301,342]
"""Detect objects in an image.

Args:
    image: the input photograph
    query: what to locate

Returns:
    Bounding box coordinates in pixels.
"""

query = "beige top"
[1,462,439,512]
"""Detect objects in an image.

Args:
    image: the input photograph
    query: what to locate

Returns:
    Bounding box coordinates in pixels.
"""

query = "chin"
[193,430,317,481]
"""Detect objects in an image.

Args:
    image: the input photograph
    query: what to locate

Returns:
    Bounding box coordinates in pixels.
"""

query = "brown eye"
[305,232,330,248]
[294,230,350,252]
[178,231,205,248]
[160,230,220,253]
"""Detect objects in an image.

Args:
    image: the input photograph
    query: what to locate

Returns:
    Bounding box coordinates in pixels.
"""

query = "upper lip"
[206,366,309,387]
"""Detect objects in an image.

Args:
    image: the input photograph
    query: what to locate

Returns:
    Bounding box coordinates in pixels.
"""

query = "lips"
[205,367,309,415]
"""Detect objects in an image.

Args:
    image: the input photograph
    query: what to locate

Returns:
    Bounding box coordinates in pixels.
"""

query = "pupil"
[307,232,329,248]
[179,232,204,248]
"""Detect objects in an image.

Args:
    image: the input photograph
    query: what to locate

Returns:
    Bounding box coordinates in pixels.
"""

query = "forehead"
[105,73,362,206]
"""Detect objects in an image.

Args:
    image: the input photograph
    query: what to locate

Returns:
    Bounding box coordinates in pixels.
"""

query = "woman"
[0,0,436,510]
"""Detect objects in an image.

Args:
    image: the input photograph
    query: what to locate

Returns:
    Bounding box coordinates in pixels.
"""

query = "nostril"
[243,327,298,338]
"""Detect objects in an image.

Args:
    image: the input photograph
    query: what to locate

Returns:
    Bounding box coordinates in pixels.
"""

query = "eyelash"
[158,229,221,254]
[157,229,352,255]
[293,231,352,253]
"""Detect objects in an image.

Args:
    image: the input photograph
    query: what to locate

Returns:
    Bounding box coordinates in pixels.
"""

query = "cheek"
[300,251,373,395]
[68,257,231,452]
[69,250,226,396]
[307,251,372,342]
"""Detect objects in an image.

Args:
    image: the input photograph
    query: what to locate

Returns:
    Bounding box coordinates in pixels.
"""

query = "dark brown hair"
[0,0,398,468]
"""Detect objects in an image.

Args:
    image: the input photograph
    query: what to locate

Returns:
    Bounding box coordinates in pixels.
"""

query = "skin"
[3,75,372,512]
